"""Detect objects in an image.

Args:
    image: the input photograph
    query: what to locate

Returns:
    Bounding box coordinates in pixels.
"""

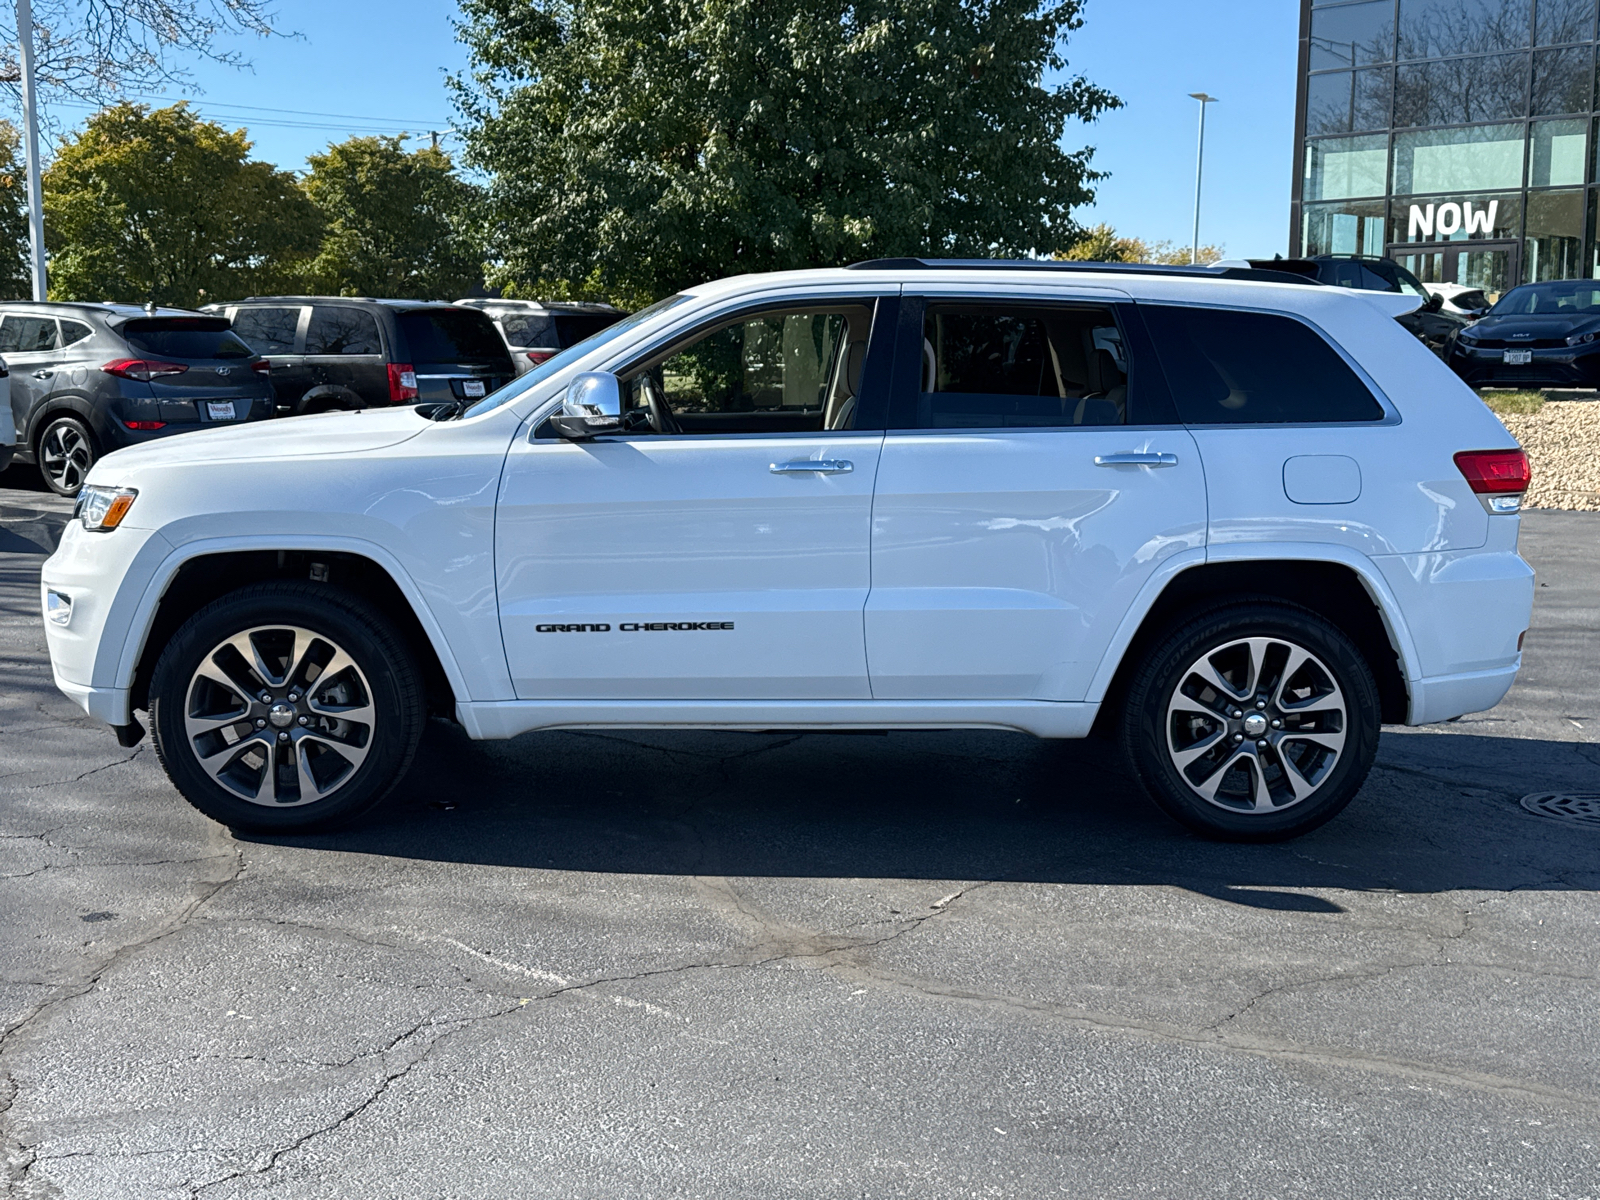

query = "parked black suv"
[453,298,626,375]
[0,302,274,496]
[1247,255,1470,354]
[209,297,517,414]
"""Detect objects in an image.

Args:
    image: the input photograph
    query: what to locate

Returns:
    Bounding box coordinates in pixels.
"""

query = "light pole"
[1188,92,1218,266]
[16,0,46,300]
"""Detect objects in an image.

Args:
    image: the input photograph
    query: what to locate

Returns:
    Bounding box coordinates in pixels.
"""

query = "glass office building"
[1292,0,1600,299]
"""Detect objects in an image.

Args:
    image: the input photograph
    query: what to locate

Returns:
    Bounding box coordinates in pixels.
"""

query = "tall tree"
[43,102,320,307]
[300,136,484,299]
[452,0,1119,302]
[0,121,31,297]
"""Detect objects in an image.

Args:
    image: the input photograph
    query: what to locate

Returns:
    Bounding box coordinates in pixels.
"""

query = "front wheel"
[149,583,425,833]
[1120,602,1380,842]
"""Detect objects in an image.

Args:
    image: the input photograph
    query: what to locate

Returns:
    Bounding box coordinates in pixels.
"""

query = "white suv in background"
[40,261,1534,841]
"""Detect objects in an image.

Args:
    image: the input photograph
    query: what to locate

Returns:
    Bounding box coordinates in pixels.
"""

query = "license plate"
[1503,350,1533,365]
[205,401,237,420]
[462,380,486,398]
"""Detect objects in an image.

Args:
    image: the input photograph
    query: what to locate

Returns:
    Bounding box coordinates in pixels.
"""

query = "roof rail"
[843,257,1320,286]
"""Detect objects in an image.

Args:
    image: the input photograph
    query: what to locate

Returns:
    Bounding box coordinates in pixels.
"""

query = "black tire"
[149,582,425,833]
[1120,600,1380,842]
[36,415,96,497]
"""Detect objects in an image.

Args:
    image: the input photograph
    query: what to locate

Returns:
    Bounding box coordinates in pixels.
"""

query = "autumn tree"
[42,102,320,307]
[452,0,1120,302]
[0,122,30,297]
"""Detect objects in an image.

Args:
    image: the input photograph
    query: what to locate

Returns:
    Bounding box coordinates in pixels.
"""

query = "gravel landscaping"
[1484,394,1600,512]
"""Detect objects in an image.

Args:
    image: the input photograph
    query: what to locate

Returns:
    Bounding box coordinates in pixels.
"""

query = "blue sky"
[62,0,1302,260]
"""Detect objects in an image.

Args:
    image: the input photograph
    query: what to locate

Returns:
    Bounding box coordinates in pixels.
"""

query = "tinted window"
[0,316,59,352]
[59,320,92,346]
[1310,1,1396,68]
[232,306,301,354]
[122,318,254,359]
[306,306,381,355]
[397,309,509,364]
[1141,306,1384,425]
[497,313,555,347]
[1319,259,1395,290]
[907,304,1127,429]
[553,313,623,345]
[641,310,852,415]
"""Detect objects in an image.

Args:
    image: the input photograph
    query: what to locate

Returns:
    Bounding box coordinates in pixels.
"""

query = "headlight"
[1457,331,1479,345]
[75,485,138,531]
[1567,331,1598,346]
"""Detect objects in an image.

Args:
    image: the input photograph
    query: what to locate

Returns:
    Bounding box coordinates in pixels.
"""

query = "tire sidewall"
[1125,603,1380,842]
[150,584,422,833]
[38,415,95,497]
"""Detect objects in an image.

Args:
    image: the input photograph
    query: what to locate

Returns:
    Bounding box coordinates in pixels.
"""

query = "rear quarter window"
[1139,305,1385,424]
[306,306,382,355]
[120,318,253,360]
[397,309,511,364]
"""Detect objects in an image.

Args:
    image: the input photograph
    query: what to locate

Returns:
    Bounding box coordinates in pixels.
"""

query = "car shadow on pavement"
[236,721,1600,909]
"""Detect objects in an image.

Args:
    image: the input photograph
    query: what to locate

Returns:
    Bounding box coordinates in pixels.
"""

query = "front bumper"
[1449,343,1600,387]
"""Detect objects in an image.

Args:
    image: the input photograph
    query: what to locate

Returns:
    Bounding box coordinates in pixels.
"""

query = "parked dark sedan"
[1,302,274,496]
[208,297,517,414]
[1447,280,1600,388]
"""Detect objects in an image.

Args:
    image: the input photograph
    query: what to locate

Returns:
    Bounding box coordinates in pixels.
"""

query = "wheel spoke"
[1278,747,1319,802]
[1283,728,1346,756]
[1242,638,1270,698]
[1272,645,1310,708]
[1249,754,1275,811]
[1189,657,1247,704]
[1169,727,1227,771]
[1194,748,1251,799]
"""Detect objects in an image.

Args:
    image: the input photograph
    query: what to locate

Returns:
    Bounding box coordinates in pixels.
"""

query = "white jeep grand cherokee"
[40,260,1534,841]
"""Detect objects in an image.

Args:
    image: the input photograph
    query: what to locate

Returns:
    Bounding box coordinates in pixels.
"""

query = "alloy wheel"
[182,624,376,807]
[40,421,92,493]
[1163,636,1347,815]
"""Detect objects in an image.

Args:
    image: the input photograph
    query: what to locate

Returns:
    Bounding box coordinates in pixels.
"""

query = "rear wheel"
[149,583,425,833]
[1120,602,1380,841]
[37,415,96,497]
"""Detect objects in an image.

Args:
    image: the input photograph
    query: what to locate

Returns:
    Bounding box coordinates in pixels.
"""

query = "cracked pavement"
[1,499,1598,1198]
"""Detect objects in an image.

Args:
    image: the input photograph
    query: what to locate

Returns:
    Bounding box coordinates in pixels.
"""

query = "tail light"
[251,360,271,376]
[122,420,166,430]
[387,362,418,403]
[1455,449,1530,512]
[526,350,555,366]
[102,358,187,382]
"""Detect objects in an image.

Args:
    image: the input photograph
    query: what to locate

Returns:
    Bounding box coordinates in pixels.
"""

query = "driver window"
[624,304,872,434]
[914,303,1129,428]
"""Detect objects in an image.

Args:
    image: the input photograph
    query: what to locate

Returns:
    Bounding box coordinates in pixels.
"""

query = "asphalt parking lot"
[2,478,1598,1199]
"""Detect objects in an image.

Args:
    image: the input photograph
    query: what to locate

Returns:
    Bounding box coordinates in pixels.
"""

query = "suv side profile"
[42,262,1533,842]
[455,298,626,375]
[1,303,274,496]
[212,297,517,413]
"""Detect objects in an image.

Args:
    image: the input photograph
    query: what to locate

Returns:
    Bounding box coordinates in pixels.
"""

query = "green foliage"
[43,103,321,307]
[0,122,32,299]
[1479,389,1546,415]
[299,136,485,299]
[1059,221,1223,265]
[452,0,1120,302]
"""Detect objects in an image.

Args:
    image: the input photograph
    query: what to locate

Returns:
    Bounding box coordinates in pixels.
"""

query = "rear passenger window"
[0,316,59,352]
[1140,305,1385,424]
[910,304,1128,428]
[232,306,301,354]
[305,306,381,355]
[59,320,92,346]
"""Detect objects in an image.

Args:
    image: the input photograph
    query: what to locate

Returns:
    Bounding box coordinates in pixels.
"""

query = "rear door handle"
[1094,451,1179,467]
[771,459,853,475]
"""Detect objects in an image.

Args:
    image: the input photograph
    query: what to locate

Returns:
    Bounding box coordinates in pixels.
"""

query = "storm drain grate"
[1520,793,1600,828]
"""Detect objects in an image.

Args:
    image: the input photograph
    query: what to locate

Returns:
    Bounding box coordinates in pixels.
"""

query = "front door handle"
[32,369,52,379]
[771,459,853,475]
[1094,451,1179,467]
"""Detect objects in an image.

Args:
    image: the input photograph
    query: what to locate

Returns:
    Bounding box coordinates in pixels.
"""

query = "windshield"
[1491,281,1600,316]
[460,294,693,419]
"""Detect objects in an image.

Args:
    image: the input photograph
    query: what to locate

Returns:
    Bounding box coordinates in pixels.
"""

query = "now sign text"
[1409,200,1499,238]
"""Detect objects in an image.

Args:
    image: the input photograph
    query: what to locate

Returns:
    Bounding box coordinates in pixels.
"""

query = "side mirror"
[550,372,623,440]
[1424,292,1443,312]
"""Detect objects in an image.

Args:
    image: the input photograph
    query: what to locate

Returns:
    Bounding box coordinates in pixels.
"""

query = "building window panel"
[1310,1,1396,69]
[1399,0,1532,60]
[1532,45,1594,114]
[1305,135,1391,199]
[1535,0,1596,45]
[1531,118,1589,184]
[1393,124,1527,194]
[1307,72,1356,135]
[1525,187,1586,278]
[1303,199,1389,255]
[1395,54,1531,126]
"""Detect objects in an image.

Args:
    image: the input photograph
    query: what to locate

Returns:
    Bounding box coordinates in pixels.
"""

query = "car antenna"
[144,300,156,314]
